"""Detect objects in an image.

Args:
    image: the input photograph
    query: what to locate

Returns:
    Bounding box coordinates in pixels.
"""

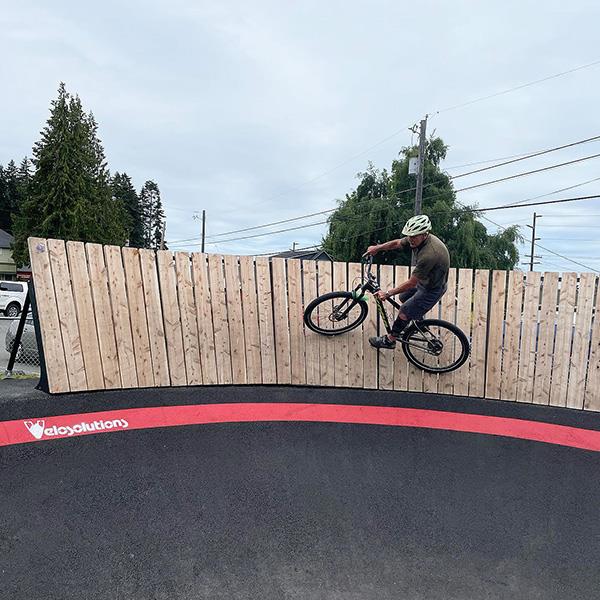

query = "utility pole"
[411,116,428,265]
[159,223,166,250]
[193,210,207,253]
[523,212,542,271]
[414,116,428,216]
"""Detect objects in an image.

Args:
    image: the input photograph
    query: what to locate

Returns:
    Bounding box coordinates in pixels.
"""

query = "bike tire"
[303,291,369,336]
[401,318,470,374]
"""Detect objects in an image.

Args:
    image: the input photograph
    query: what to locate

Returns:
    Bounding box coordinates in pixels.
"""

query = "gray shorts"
[397,284,446,321]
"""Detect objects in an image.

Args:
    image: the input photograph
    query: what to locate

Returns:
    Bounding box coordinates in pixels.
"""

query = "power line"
[475,194,600,212]
[183,136,600,244]
[431,59,600,115]
[534,243,599,273]
[493,177,600,208]
[467,207,600,273]
[445,152,533,170]
[180,194,600,248]
[171,136,600,244]
[452,152,600,195]
[449,135,600,180]
[216,60,600,217]
[171,220,330,248]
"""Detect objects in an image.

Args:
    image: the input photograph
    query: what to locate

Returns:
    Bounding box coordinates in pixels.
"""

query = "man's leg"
[369,288,417,349]
[369,286,446,350]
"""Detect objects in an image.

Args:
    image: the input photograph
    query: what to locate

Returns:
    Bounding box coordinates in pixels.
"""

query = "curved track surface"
[1,383,599,599]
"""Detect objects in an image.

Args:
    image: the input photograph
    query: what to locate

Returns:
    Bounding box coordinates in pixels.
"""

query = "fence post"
[5,292,31,375]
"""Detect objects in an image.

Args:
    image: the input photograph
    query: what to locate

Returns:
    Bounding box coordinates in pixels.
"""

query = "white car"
[0,281,28,317]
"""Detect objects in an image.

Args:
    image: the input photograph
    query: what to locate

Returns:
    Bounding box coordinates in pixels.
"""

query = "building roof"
[0,228,14,249]
[272,249,333,261]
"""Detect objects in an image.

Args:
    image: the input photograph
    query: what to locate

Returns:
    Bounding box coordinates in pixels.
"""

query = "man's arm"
[378,275,419,300]
[366,237,409,255]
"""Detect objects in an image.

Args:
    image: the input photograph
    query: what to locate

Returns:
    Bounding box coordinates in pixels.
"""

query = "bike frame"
[342,258,434,349]
[353,273,400,335]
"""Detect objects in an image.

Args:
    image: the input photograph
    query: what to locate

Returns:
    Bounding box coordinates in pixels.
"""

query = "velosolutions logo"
[24,418,129,440]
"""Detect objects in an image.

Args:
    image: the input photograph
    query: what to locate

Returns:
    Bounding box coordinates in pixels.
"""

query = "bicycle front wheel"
[304,291,369,336]
[401,319,470,374]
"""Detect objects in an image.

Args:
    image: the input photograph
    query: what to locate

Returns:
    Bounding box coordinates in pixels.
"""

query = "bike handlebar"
[361,253,375,279]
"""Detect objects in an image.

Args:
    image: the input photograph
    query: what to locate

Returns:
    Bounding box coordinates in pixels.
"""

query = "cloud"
[1,0,600,269]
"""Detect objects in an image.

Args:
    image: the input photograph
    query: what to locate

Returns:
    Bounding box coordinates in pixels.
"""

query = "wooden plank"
[224,255,248,384]
[302,260,321,386]
[421,277,442,395]
[104,245,138,389]
[86,243,121,389]
[191,253,218,385]
[469,269,489,398]
[532,272,559,405]
[28,238,70,393]
[566,272,596,409]
[239,256,263,385]
[452,269,473,396]
[317,260,335,387]
[333,261,350,388]
[516,271,541,403]
[46,239,87,391]
[362,264,379,390]
[485,270,507,400]
[286,258,306,385]
[207,254,233,385]
[140,248,170,387]
[437,268,457,395]
[378,264,395,391]
[393,265,410,392]
[175,252,203,385]
[271,258,292,384]
[255,257,277,384]
[501,270,525,401]
[549,273,577,407]
[347,262,364,388]
[406,266,424,394]
[122,247,154,388]
[66,241,104,391]
[157,251,187,386]
[584,276,600,411]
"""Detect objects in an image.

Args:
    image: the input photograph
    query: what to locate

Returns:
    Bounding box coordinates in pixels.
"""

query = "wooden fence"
[28,238,600,411]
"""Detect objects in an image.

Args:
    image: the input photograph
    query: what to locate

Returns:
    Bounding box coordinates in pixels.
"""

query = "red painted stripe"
[1,403,599,452]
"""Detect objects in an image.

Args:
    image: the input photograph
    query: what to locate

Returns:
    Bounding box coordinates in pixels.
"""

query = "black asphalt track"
[1,382,599,599]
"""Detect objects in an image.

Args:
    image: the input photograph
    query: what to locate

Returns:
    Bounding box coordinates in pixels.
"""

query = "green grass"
[0,372,39,380]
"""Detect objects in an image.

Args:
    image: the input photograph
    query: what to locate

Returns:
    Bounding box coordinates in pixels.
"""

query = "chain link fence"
[0,314,41,377]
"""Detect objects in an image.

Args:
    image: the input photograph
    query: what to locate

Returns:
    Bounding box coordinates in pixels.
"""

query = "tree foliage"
[139,180,166,249]
[322,137,521,270]
[11,84,129,265]
[0,158,31,234]
[112,172,145,247]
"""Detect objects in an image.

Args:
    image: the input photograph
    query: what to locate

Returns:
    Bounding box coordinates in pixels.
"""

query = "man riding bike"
[365,214,450,350]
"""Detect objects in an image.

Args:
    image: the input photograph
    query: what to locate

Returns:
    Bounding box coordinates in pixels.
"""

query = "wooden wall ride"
[28,238,600,411]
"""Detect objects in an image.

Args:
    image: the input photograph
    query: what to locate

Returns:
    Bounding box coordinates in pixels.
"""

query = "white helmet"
[402,214,432,236]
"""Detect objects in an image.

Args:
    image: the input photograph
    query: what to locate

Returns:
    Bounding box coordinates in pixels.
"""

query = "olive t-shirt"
[402,234,450,290]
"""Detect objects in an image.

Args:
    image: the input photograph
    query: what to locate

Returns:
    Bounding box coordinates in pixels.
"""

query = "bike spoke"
[405,324,464,370]
[312,296,364,333]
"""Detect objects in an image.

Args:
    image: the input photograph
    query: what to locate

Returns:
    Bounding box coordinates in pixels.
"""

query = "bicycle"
[303,256,470,374]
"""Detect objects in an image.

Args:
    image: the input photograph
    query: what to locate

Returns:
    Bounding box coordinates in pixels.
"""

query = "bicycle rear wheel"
[401,319,470,373]
[304,291,369,336]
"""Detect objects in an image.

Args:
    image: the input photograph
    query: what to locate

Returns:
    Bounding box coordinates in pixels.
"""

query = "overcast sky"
[2,0,600,271]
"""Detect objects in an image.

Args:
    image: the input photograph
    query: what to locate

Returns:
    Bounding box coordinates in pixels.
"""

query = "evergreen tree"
[112,172,144,247]
[322,137,521,270]
[0,159,31,234]
[139,180,165,249]
[0,164,9,232]
[12,83,128,265]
